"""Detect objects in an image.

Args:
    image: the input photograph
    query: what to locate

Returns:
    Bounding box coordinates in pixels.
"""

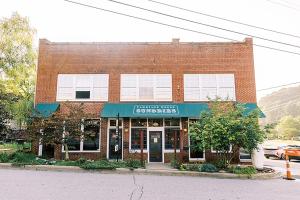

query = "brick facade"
[35,38,257,163]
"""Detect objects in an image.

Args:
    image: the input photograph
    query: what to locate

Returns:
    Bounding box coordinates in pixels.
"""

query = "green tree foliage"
[273,116,300,140]
[28,103,94,160]
[0,12,37,129]
[0,90,17,139]
[189,101,266,168]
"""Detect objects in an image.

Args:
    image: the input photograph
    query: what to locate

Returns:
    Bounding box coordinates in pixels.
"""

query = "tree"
[0,12,37,129]
[28,103,94,160]
[189,100,266,169]
[276,116,300,140]
[0,90,17,139]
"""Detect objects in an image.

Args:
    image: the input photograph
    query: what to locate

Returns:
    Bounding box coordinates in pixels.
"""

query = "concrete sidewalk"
[0,163,281,179]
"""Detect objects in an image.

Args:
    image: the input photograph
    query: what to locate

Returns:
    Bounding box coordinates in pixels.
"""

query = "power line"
[62,0,300,56]
[266,0,300,11]
[105,0,300,49]
[257,81,300,91]
[148,0,300,39]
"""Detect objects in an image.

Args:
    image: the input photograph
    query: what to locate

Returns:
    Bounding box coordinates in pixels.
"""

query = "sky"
[1,0,300,100]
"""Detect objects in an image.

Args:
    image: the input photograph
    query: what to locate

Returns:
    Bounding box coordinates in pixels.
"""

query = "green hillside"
[258,85,300,123]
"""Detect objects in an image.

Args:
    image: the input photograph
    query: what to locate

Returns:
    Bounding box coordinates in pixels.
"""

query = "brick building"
[34,38,262,163]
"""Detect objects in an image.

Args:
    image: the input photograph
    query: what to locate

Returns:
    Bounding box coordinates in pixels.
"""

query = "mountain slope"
[258,85,300,123]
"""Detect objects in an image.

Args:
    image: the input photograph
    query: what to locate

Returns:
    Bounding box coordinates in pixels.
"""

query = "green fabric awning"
[101,103,209,118]
[241,103,265,118]
[33,103,60,118]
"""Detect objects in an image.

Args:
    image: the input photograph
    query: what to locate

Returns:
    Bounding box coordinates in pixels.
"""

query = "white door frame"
[106,118,123,160]
[147,127,164,163]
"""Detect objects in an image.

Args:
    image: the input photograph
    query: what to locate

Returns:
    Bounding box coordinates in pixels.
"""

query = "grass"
[0,142,31,153]
[228,165,257,177]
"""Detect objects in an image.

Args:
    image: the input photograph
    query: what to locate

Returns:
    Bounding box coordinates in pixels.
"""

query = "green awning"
[101,103,209,118]
[240,103,265,118]
[33,103,60,118]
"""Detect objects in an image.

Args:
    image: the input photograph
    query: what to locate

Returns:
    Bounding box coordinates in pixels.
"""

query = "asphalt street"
[264,157,300,179]
[1,168,300,200]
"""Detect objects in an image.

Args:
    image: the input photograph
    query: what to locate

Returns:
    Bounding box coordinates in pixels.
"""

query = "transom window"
[57,74,109,101]
[120,74,172,101]
[184,74,236,101]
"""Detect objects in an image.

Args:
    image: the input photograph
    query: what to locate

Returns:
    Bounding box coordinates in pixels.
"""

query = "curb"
[0,163,280,179]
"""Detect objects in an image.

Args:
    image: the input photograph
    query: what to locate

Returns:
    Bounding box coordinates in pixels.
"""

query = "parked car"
[264,145,286,159]
[285,145,300,161]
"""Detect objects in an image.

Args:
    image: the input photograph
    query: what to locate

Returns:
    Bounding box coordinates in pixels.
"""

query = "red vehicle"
[285,145,300,161]
[264,145,286,159]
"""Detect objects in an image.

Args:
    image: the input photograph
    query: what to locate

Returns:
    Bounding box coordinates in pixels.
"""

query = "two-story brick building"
[33,38,262,163]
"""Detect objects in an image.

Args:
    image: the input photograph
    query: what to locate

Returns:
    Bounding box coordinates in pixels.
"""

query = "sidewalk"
[0,163,281,179]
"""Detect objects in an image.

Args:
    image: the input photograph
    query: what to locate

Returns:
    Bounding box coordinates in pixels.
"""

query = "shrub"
[55,160,80,166]
[228,166,257,176]
[75,157,87,165]
[11,152,36,163]
[125,159,142,169]
[185,163,201,171]
[80,160,117,170]
[199,163,218,173]
[170,158,180,169]
[0,152,10,163]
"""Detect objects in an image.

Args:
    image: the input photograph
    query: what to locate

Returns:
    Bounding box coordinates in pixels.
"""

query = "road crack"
[129,175,144,200]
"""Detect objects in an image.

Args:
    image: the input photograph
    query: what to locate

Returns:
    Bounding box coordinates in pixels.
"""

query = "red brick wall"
[35,38,257,163]
[35,38,256,105]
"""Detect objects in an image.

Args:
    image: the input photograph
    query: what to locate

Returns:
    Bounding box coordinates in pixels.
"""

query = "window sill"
[164,149,180,153]
[62,150,100,153]
[56,99,108,102]
[240,159,252,162]
[129,149,148,153]
[189,158,205,161]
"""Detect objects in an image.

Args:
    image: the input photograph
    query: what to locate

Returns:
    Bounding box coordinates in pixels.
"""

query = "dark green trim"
[33,103,60,118]
[101,103,209,118]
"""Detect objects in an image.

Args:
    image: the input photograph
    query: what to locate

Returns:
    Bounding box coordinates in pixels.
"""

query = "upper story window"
[56,74,109,101]
[184,74,236,101]
[120,74,172,101]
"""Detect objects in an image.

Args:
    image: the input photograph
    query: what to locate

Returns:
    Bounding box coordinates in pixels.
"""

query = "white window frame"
[62,119,101,153]
[120,74,172,101]
[184,74,236,102]
[56,74,109,102]
[211,145,233,153]
[188,118,205,161]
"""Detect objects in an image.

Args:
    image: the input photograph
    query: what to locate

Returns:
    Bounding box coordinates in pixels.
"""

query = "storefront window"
[131,128,147,150]
[67,137,81,151]
[240,148,251,160]
[131,118,147,127]
[164,118,180,127]
[189,137,204,159]
[148,119,163,127]
[189,118,204,159]
[165,128,180,149]
[83,120,100,151]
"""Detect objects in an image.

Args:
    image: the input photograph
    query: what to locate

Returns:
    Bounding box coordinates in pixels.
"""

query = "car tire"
[265,156,269,159]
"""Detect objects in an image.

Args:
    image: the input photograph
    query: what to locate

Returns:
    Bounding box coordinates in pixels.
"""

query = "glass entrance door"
[149,131,163,162]
[108,129,122,159]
